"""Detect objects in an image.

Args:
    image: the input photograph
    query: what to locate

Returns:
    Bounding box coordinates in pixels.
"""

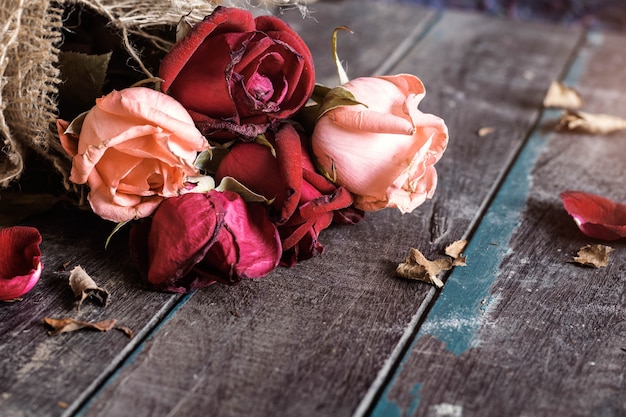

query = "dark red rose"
[159,6,315,140]
[215,123,357,266]
[0,226,43,300]
[129,190,281,293]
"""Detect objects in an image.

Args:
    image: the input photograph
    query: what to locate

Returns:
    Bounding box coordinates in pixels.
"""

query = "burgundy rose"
[0,226,43,300]
[129,190,281,293]
[215,123,357,266]
[160,6,315,140]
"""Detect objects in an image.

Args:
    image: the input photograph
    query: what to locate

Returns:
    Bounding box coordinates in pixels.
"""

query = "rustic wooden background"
[0,1,624,416]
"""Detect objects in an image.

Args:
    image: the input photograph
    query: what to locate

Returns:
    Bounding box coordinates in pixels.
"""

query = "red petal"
[560,191,626,240]
[145,193,225,288]
[160,7,255,94]
[0,226,43,300]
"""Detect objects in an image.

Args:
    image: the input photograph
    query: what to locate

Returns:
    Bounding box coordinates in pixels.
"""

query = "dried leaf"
[477,127,495,137]
[68,266,109,309]
[115,326,134,339]
[445,240,468,266]
[572,244,613,268]
[396,248,451,288]
[397,242,468,287]
[44,317,117,336]
[543,81,583,109]
[557,110,626,134]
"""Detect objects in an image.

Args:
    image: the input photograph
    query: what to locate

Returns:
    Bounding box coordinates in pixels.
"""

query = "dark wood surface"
[0,2,624,417]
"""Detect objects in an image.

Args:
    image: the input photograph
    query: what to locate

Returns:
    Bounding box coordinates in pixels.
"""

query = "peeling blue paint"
[370,31,597,417]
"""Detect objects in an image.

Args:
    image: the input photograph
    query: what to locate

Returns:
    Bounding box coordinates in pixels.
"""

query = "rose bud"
[159,6,315,140]
[215,123,355,266]
[129,190,281,293]
[57,87,208,223]
[0,226,43,300]
[311,74,449,213]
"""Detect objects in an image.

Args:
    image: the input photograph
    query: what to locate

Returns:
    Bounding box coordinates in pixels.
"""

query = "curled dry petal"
[560,191,626,240]
[0,226,43,300]
[130,190,281,293]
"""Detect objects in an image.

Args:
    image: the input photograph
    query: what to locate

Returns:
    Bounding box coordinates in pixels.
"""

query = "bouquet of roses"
[1,5,448,298]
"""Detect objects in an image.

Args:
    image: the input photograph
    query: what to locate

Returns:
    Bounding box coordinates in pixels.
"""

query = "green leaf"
[317,86,366,119]
[332,26,353,85]
[216,177,272,204]
[58,51,112,118]
[311,84,332,104]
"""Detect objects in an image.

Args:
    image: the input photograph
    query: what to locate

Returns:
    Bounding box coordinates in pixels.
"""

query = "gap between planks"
[352,24,589,417]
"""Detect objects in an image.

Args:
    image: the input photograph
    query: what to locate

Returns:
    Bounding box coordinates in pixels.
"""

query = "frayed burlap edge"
[0,0,309,190]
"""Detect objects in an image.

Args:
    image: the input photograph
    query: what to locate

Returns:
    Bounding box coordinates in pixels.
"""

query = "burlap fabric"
[0,0,305,189]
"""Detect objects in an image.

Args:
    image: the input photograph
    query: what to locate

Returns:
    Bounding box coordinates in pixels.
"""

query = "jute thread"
[0,0,307,189]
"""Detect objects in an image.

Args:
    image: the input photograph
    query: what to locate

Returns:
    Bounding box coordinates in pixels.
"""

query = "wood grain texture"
[80,6,581,417]
[279,1,438,86]
[0,3,436,417]
[374,30,626,417]
[0,204,180,417]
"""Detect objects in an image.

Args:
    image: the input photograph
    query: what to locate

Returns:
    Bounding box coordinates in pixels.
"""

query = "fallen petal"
[561,191,626,240]
[0,226,43,301]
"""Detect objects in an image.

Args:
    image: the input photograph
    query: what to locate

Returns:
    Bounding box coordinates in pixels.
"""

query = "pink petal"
[560,190,626,240]
[0,226,43,300]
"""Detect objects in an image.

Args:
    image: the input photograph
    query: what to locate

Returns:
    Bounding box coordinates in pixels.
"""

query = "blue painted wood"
[367,30,626,417]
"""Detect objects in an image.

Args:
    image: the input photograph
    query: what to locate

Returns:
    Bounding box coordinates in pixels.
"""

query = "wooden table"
[1,1,625,416]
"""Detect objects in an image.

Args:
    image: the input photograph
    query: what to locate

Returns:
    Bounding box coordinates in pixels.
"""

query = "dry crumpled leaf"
[396,240,467,288]
[445,240,468,266]
[69,265,109,309]
[543,81,583,109]
[44,317,134,338]
[572,244,613,268]
[44,317,117,336]
[558,110,626,134]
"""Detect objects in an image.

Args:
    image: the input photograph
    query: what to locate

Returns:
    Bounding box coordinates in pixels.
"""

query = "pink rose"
[215,123,355,265]
[57,87,208,222]
[311,74,448,213]
[159,6,315,140]
[0,226,43,300]
[129,190,281,293]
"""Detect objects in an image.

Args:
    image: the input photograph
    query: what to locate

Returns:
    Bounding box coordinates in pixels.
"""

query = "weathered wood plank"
[80,6,581,417]
[0,204,180,417]
[0,2,436,417]
[370,31,626,417]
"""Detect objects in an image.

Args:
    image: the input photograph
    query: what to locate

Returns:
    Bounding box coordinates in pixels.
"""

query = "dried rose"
[215,123,355,266]
[129,190,281,293]
[0,226,43,300]
[159,6,315,140]
[57,87,208,222]
[561,191,626,240]
[311,74,448,213]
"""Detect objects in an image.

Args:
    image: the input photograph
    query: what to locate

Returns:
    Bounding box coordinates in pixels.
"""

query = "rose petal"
[0,226,43,300]
[560,191,626,240]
